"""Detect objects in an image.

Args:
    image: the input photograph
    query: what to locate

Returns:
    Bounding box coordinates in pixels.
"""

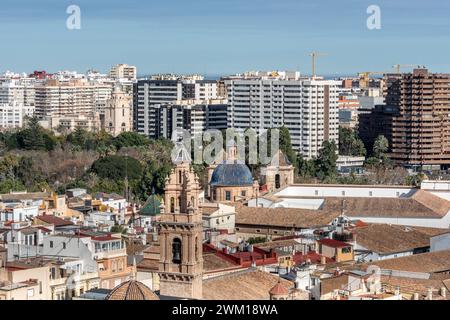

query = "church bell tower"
[158,143,203,300]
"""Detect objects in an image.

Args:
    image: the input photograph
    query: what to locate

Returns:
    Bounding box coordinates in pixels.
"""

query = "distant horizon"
[1,1,449,75]
[0,68,434,81]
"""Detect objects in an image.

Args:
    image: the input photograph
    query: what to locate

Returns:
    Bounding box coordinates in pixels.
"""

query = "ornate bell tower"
[158,143,203,300]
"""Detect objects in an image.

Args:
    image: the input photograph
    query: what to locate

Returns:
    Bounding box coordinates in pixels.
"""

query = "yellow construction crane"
[309,51,328,78]
[392,64,417,73]
[358,71,385,89]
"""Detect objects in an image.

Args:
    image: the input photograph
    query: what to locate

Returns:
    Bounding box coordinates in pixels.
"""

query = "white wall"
[351,211,450,229]
[430,233,450,252]
[275,186,415,198]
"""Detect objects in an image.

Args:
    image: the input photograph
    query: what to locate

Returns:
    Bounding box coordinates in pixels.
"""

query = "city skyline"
[1,0,450,75]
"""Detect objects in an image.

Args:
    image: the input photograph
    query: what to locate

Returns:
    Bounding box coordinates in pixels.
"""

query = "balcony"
[93,248,127,260]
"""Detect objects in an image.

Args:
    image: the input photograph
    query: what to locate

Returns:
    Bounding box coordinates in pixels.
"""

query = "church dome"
[269,280,289,296]
[106,280,160,300]
[210,161,254,186]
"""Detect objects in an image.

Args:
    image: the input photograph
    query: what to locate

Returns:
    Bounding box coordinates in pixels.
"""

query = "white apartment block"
[35,79,114,120]
[0,102,35,129]
[0,79,36,129]
[109,64,137,80]
[226,75,340,159]
[0,79,36,107]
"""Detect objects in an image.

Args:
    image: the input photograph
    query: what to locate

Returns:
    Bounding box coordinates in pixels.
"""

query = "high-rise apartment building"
[151,99,227,139]
[109,64,137,80]
[133,76,218,137]
[0,79,35,106]
[226,72,340,159]
[34,79,114,122]
[0,102,35,129]
[0,79,36,129]
[388,68,450,168]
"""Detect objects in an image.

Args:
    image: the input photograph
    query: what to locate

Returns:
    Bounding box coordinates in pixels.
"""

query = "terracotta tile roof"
[203,253,238,272]
[353,224,449,254]
[318,239,351,248]
[257,239,303,250]
[293,251,334,265]
[360,249,450,273]
[203,269,293,300]
[35,215,73,227]
[137,259,159,271]
[320,274,350,295]
[91,235,120,241]
[330,190,450,218]
[202,206,220,216]
[0,192,50,201]
[269,280,289,295]
[380,275,450,299]
[106,280,159,300]
[236,206,340,229]
[269,189,450,219]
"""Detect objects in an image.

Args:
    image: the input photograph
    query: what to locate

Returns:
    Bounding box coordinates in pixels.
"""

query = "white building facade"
[226,75,340,159]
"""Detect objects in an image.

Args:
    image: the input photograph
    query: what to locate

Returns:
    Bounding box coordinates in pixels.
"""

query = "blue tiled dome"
[210,161,254,186]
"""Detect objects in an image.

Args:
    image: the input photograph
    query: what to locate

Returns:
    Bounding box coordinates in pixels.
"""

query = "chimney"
[413,292,420,300]
[320,256,326,265]
[440,287,447,298]
[394,286,400,296]
[427,287,433,300]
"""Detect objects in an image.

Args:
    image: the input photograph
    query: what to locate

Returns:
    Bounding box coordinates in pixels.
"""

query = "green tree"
[315,141,338,181]
[14,117,57,151]
[278,126,298,166]
[136,160,172,200]
[297,156,317,179]
[113,132,150,149]
[67,128,95,150]
[0,179,26,193]
[91,155,143,181]
[373,135,389,160]
[339,127,366,157]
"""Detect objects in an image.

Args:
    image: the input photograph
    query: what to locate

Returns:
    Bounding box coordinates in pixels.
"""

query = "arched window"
[195,236,199,261]
[178,171,182,184]
[170,197,175,213]
[190,196,195,207]
[172,238,182,264]
[275,174,281,189]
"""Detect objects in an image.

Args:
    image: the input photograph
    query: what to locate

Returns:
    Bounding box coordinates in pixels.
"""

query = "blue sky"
[0,0,449,76]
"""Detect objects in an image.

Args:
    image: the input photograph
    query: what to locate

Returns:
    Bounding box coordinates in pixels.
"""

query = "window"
[241,191,246,197]
[50,241,54,248]
[62,242,66,250]
[172,238,182,264]
[170,197,175,213]
[195,237,199,261]
[275,174,281,189]
[225,191,231,201]
[341,246,352,254]
[369,191,373,197]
